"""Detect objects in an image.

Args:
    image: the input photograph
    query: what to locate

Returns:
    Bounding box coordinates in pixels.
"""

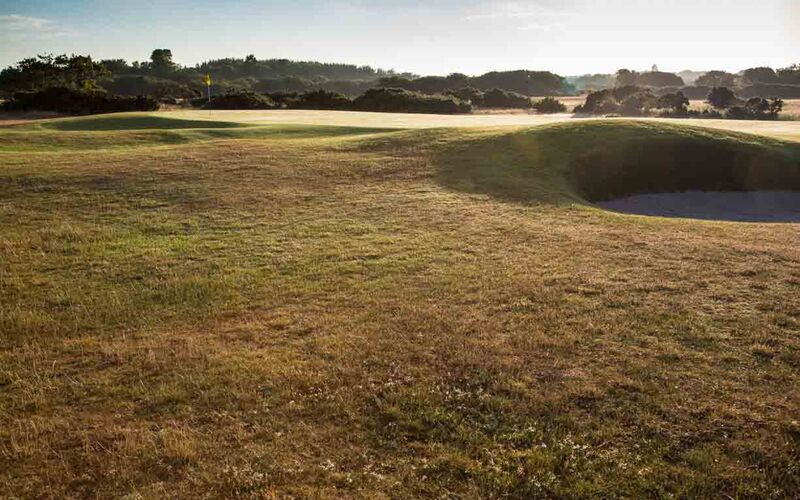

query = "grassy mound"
[435,121,800,204]
[36,113,248,131]
[0,116,394,152]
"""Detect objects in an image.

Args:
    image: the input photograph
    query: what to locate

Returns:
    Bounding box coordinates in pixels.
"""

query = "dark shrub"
[532,97,567,113]
[253,76,313,93]
[480,88,531,109]
[707,87,738,109]
[353,88,471,114]
[742,67,778,84]
[444,87,485,106]
[576,86,655,116]
[616,70,684,88]
[204,91,277,109]
[292,90,352,110]
[105,75,198,99]
[4,86,158,114]
[316,80,376,98]
[619,93,656,116]
[696,71,737,88]
[471,70,571,95]
[636,71,685,87]
[656,91,690,116]
[611,86,648,102]
[673,86,711,100]
[725,97,783,120]
[739,84,800,99]
[574,89,618,115]
[266,92,300,108]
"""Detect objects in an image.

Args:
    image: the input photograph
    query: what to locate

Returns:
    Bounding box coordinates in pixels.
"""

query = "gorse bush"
[105,75,198,99]
[353,88,471,114]
[707,87,738,109]
[480,88,532,109]
[725,97,783,120]
[576,85,783,121]
[4,87,158,114]
[204,91,278,109]
[532,97,567,114]
[443,87,485,106]
[575,86,658,116]
[292,90,352,110]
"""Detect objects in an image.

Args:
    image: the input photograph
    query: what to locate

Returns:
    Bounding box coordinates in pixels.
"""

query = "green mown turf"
[1,113,799,498]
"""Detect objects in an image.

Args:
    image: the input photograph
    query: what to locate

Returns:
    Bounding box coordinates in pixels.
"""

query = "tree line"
[0,49,572,101]
[569,66,800,99]
[575,85,783,120]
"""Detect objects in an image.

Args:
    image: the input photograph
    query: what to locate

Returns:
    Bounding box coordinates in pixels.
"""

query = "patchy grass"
[1,114,799,498]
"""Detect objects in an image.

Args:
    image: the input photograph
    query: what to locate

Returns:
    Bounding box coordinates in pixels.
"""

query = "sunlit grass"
[1,113,799,497]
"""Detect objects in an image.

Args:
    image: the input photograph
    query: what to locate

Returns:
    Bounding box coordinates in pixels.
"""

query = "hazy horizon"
[2,0,798,76]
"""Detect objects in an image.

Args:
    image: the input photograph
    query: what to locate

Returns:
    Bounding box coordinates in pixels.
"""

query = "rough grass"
[1,114,799,498]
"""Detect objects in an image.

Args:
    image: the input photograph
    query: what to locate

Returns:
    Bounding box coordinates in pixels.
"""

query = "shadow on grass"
[0,121,398,152]
[38,114,248,131]
[433,121,800,212]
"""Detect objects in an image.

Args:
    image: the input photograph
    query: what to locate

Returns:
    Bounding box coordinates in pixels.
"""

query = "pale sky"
[1,0,798,76]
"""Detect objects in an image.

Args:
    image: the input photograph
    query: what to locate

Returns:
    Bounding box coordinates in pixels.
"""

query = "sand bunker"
[598,191,800,222]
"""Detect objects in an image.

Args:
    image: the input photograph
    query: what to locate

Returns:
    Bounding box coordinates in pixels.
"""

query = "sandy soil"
[598,191,800,222]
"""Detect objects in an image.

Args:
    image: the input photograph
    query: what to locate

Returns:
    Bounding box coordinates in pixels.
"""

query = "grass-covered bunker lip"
[566,122,800,221]
[434,120,800,219]
[570,127,800,202]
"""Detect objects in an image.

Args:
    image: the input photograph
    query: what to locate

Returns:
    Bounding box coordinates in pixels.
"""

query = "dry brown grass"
[1,117,799,497]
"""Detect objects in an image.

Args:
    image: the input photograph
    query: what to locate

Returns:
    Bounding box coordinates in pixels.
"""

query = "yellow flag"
[204,74,212,86]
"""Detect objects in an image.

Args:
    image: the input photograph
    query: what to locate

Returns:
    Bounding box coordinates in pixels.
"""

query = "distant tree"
[569,73,615,92]
[445,73,470,88]
[254,76,313,93]
[575,86,659,116]
[776,64,800,85]
[657,91,690,113]
[292,90,352,110]
[636,71,684,87]
[615,69,638,87]
[619,93,656,116]
[99,59,130,74]
[243,54,258,75]
[150,49,176,74]
[353,87,471,114]
[0,53,108,93]
[615,69,683,88]
[707,87,737,109]
[767,97,784,116]
[532,97,567,113]
[470,70,571,96]
[204,91,277,110]
[725,97,783,120]
[444,87,484,106]
[65,55,109,90]
[696,70,736,88]
[574,89,619,115]
[480,88,532,108]
[742,67,778,84]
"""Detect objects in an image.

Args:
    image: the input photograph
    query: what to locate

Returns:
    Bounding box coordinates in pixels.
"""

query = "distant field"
[161,109,800,142]
[1,113,800,497]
